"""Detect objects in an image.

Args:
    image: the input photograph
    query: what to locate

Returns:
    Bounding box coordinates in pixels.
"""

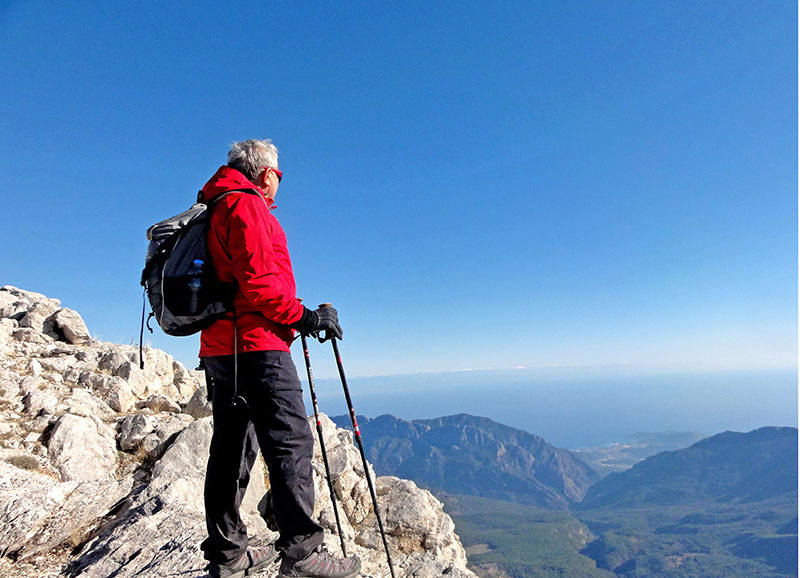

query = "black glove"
[291,305,343,342]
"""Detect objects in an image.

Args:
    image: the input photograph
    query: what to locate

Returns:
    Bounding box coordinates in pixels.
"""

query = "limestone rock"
[0,371,21,402]
[0,287,60,338]
[172,360,201,402]
[374,476,467,565]
[0,286,477,578]
[103,377,137,413]
[0,286,61,314]
[0,460,132,560]
[184,380,213,419]
[308,415,476,577]
[69,418,272,578]
[95,345,177,401]
[61,387,116,420]
[69,413,480,578]
[0,318,16,344]
[118,413,193,460]
[0,288,22,318]
[23,304,64,336]
[136,394,182,414]
[97,349,129,375]
[118,414,159,451]
[47,414,118,481]
[14,327,53,345]
[19,376,47,397]
[80,373,136,413]
[311,414,374,527]
[23,389,58,416]
[35,353,77,374]
[42,308,92,345]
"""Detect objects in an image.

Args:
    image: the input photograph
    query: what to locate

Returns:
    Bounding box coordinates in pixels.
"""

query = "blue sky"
[1,1,796,380]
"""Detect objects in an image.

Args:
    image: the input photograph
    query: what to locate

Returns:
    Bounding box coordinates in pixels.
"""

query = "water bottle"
[187,259,204,315]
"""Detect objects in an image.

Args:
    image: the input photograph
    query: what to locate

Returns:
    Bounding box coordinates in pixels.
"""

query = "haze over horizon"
[309,366,798,449]
[2,3,796,384]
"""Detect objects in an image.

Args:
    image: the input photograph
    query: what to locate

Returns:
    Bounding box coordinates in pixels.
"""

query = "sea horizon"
[307,366,798,449]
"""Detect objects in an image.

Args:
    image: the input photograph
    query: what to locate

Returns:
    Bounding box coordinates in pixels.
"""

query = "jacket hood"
[200,166,267,204]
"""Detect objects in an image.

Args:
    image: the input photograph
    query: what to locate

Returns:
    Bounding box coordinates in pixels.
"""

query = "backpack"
[140,189,259,339]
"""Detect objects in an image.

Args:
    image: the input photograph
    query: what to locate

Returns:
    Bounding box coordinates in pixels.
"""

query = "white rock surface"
[0,460,133,560]
[47,414,118,482]
[0,286,477,578]
[184,380,213,418]
[43,308,92,344]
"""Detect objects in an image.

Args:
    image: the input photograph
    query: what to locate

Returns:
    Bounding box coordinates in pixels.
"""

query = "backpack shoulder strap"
[202,189,264,236]
[205,188,261,207]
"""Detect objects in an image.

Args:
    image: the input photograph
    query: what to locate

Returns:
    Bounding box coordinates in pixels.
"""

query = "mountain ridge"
[574,426,797,577]
[333,412,600,509]
[577,426,798,510]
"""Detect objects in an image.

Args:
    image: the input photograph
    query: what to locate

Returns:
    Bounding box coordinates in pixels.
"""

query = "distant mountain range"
[334,413,798,577]
[577,426,798,510]
[331,413,600,508]
[576,427,798,577]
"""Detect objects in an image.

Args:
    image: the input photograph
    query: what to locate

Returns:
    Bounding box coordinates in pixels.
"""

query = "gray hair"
[227,139,279,182]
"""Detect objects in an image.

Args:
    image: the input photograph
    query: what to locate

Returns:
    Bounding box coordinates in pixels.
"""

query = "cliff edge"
[0,286,477,578]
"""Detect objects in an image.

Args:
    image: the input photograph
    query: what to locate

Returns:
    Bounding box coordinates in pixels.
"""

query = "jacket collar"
[200,166,268,204]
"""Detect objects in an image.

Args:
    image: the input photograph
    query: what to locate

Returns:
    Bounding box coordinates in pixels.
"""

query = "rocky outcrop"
[0,286,477,578]
[0,460,133,560]
[47,414,118,481]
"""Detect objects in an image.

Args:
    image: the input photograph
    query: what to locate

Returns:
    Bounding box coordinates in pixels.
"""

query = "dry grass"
[0,543,71,578]
[5,454,40,472]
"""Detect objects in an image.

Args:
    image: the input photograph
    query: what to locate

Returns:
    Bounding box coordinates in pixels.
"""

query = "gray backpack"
[140,189,258,340]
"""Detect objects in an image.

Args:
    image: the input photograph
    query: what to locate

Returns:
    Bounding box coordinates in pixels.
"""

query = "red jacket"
[198,166,304,356]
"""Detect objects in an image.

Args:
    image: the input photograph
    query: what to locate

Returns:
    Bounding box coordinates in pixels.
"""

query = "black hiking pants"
[200,350,323,565]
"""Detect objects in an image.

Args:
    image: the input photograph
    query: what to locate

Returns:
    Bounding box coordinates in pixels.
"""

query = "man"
[198,139,361,578]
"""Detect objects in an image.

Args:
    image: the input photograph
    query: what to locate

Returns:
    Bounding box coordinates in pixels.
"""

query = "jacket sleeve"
[223,195,304,325]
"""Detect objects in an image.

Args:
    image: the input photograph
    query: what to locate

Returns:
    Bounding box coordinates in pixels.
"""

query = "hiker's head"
[228,139,280,198]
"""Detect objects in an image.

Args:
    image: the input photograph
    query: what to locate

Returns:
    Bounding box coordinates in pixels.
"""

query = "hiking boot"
[207,544,279,578]
[279,545,361,578]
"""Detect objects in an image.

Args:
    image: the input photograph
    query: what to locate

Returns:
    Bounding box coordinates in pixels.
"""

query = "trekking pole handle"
[318,303,337,342]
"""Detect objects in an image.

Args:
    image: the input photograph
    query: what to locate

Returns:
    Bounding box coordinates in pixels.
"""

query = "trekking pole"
[299,332,348,557]
[320,305,396,578]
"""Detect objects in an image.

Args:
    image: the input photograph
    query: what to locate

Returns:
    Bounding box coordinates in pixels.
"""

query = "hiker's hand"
[314,305,343,342]
[291,305,343,341]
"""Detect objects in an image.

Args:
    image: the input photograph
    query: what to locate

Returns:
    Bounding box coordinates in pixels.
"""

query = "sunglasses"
[261,166,282,183]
